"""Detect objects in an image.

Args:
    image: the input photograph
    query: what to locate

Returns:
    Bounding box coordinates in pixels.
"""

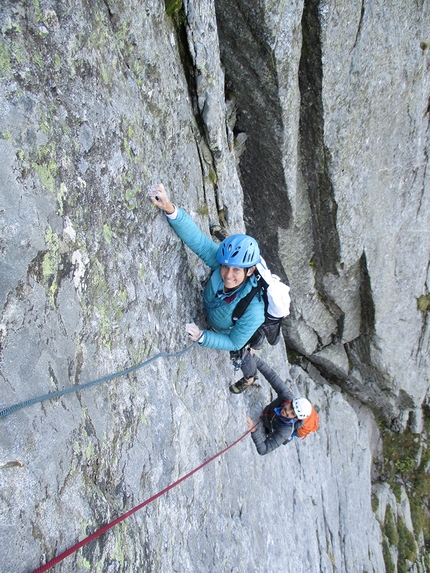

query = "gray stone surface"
[215,0,430,425]
[0,0,428,572]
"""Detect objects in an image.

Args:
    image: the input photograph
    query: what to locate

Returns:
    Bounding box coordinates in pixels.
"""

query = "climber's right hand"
[147,183,175,214]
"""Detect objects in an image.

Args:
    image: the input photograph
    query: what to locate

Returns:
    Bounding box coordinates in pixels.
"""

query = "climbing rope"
[0,342,198,419]
[32,421,260,573]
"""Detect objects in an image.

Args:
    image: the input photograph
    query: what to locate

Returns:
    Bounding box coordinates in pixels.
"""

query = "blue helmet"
[216,234,260,268]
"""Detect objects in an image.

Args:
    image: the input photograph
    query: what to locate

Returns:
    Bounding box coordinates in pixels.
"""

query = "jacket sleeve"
[200,297,265,351]
[254,356,294,401]
[251,424,293,455]
[167,208,219,269]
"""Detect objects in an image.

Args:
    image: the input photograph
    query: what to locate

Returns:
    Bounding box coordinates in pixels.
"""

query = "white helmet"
[292,397,312,420]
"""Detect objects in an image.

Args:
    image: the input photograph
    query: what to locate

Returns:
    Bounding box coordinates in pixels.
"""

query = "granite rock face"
[215,0,430,427]
[0,0,428,572]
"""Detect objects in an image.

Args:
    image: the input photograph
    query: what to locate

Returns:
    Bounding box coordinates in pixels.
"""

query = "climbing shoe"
[210,224,229,242]
[229,376,257,394]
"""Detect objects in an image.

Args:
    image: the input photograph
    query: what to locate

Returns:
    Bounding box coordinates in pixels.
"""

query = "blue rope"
[0,342,198,420]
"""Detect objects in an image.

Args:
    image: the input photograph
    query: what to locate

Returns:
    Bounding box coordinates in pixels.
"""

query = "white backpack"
[232,257,291,324]
[256,257,291,319]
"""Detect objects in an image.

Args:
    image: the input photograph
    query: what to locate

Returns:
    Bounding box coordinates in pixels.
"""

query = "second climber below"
[148,183,264,393]
[246,353,315,455]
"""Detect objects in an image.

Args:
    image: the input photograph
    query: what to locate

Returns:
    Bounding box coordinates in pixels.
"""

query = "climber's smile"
[220,264,253,291]
[281,402,296,419]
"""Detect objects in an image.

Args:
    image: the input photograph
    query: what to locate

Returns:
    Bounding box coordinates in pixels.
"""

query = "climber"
[147,183,264,392]
[246,352,315,455]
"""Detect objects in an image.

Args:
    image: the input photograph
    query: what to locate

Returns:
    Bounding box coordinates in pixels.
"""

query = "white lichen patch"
[63,216,76,243]
[71,249,89,291]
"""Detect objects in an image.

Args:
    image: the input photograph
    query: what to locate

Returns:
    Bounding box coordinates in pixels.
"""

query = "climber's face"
[281,402,297,419]
[220,265,255,291]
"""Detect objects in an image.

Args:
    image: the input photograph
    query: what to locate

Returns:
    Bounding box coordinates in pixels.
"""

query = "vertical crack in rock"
[344,253,378,387]
[214,0,292,276]
[173,7,219,205]
[296,0,345,350]
[170,9,202,126]
[102,0,114,20]
[343,253,398,421]
[357,251,375,338]
[166,2,229,216]
[416,260,430,363]
[351,0,365,52]
[298,0,341,282]
[103,0,216,192]
[417,97,430,215]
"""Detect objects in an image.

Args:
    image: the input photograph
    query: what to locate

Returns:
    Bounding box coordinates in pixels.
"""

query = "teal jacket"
[168,208,265,351]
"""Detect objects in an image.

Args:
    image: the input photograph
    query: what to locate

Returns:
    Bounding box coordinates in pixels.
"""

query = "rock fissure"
[298,0,340,279]
[214,0,292,275]
[1,0,429,571]
[351,0,366,52]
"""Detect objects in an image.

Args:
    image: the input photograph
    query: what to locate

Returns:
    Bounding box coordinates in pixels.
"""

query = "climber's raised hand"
[147,183,175,214]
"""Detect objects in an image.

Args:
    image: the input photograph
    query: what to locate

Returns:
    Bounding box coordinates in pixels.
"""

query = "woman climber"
[246,352,317,455]
[147,183,263,394]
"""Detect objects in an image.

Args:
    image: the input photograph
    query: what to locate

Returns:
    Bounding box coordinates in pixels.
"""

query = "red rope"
[32,422,260,573]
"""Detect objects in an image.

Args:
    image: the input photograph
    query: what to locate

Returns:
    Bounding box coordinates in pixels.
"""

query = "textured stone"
[215,0,430,425]
[0,0,428,572]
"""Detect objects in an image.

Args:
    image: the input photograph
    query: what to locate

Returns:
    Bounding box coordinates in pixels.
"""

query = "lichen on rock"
[0,0,429,572]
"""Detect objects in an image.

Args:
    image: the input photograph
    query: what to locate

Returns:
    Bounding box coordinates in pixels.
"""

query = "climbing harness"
[230,346,248,371]
[32,420,261,573]
[0,342,198,420]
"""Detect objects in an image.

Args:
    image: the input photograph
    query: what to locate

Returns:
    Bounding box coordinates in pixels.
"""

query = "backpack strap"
[232,284,261,322]
[232,270,264,322]
[283,421,301,445]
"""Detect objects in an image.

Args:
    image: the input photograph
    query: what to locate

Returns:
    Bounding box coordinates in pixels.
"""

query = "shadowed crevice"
[298,0,340,282]
[213,0,292,278]
[358,251,376,337]
[305,252,399,422]
[351,0,365,51]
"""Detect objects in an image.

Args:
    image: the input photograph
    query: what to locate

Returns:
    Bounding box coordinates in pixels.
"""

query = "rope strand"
[0,342,198,419]
[32,422,260,573]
